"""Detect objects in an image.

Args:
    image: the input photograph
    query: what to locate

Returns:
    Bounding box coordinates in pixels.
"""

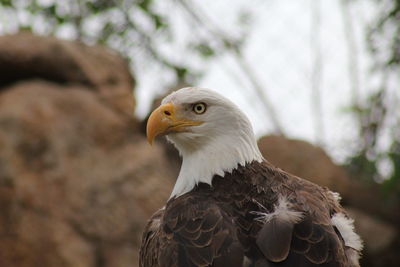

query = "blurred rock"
[346,207,397,254]
[347,207,400,267]
[0,34,172,267]
[0,32,135,116]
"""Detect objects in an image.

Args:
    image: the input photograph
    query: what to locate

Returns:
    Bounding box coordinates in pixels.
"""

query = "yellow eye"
[193,103,207,114]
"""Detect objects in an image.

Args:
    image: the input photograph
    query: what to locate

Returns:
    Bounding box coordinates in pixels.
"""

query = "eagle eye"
[193,102,207,114]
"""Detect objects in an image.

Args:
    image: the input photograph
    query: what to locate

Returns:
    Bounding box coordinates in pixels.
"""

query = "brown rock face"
[0,34,173,267]
[0,32,135,116]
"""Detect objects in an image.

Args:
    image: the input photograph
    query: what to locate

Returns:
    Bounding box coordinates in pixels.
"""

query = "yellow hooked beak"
[146,103,203,145]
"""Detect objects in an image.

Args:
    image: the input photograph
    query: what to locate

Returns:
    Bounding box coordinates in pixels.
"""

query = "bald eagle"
[140,87,362,267]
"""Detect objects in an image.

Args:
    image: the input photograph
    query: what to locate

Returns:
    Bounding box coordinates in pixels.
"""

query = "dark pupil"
[197,105,202,111]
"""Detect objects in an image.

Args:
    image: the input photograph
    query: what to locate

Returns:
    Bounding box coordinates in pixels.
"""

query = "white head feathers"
[162,87,263,198]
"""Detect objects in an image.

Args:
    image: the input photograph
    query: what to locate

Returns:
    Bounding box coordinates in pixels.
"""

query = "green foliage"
[368,0,400,68]
[382,143,400,195]
[346,0,400,201]
[190,42,215,59]
[346,88,399,184]
[347,153,378,182]
[0,0,12,6]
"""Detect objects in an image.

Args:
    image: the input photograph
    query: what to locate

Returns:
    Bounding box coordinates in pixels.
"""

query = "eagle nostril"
[164,110,171,116]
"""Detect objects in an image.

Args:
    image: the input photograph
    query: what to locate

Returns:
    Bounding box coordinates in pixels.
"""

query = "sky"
[135,0,378,163]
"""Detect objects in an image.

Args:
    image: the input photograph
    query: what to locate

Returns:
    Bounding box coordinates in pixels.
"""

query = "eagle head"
[146,87,263,197]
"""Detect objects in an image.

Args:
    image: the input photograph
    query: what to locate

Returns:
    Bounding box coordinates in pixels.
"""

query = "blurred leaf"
[138,0,153,11]
[238,10,252,26]
[44,4,57,16]
[346,152,378,182]
[86,0,116,13]
[174,66,188,80]
[99,22,116,42]
[339,104,363,114]
[152,14,167,30]
[382,143,400,193]
[42,5,69,24]
[19,25,33,32]
[191,43,215,59]
[0,0,12,6]
[26,1,40,13]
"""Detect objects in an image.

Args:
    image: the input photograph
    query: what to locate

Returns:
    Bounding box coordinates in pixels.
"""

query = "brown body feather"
[140,161,360,267]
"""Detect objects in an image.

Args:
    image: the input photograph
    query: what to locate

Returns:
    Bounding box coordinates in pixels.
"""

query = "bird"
[140,87,363,267]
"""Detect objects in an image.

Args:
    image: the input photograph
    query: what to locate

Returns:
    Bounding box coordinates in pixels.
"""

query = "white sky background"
[136,0,379,163]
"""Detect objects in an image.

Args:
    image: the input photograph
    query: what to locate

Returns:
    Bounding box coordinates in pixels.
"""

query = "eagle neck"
[169,134,263,198]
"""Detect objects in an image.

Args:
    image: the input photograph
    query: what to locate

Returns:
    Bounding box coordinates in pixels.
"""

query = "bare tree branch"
[310,0,325,144]
[340,1,361,115]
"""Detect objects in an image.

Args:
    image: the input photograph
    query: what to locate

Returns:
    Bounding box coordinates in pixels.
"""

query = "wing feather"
[140,194,244,267]
[256,218,294,262]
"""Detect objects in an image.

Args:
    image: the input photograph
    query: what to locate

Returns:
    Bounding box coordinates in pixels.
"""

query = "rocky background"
[0,33,398,267]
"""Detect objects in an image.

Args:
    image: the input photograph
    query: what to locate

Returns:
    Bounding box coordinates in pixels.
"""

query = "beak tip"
[146,135,154,146]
